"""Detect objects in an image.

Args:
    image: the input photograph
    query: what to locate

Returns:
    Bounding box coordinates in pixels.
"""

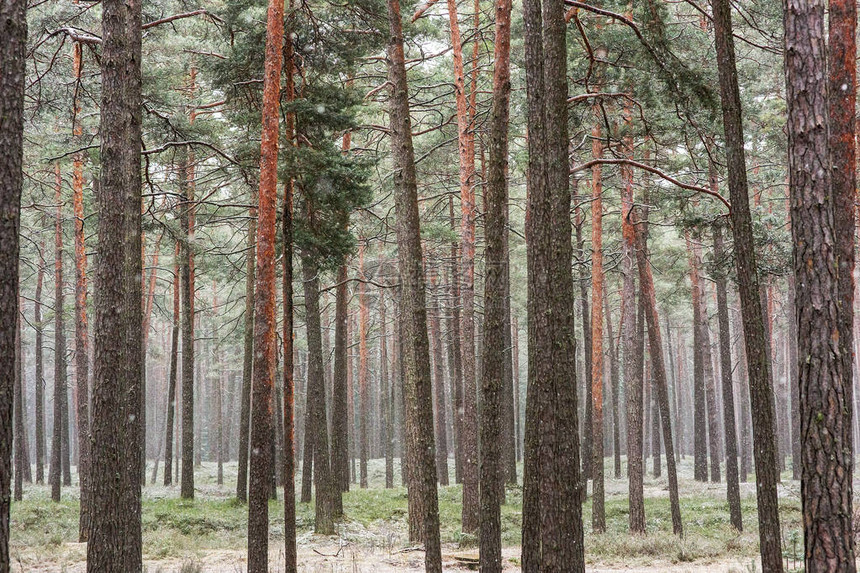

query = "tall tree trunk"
[713,223,742,531]
[332,264,349,492]
[281,57,297,565]
[179,151,196,500]
[633,210,682,536]
[443,0,479,531]
[502,217,516,487]
[429,276,449,485]
[650,362,661,477]
[687,232,708,483]
[236,188,256,502]
[164,248,180,486]
[88,0,144,565]
[620,127,644,534]
[446,196,464,484]
[0,0,25,564]
[303,260,335,535]
[14,312,25,500]
[380,287,394,489]
[575,185,593,483]
[247,0,283,565]
[512,316,521,463]
[358,248,369,488]
[690,230,721,482]
[711,0,783,563]
[787,274,800,480]
[590,121,606,532]
[521,0,584,567]
[828,0,857,562]
[606,295,621,480]
[346,304,358,485]
[35,243,46,485]
[735,310,752,482]
[50,164,68,501]
[119,0,144,558]
[479,0,511,564]
[71,34,91,539]
[385,0,443,567]
[785,0,856,564]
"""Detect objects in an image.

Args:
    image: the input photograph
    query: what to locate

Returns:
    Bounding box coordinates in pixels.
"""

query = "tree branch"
[570,158,731,211]
[142,10,223,30]
[411,0,442,21]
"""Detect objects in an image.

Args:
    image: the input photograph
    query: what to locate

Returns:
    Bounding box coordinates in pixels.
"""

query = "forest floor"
[9,457,807,572]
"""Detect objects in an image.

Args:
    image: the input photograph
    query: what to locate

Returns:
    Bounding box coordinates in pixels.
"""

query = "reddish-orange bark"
[71,34,91,541]
[247,0,284,566]
[445,0,479,532]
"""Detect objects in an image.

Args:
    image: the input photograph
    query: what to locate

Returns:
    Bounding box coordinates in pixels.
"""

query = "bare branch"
[570,158,731,211]
[142,10,223,30]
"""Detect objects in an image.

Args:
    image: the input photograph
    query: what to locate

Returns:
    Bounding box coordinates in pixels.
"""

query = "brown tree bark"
[620,122,644,534]
[444,0,479,531]
[574,184,593,483]
[733,311,751,482]
[429,275,449,485]
[828,0,857,470]
[301,351,314,497]
[665,316,681,460]
[119,0,144,557]
[9,310,25,501]
[303,260,336,535]
[164,246,180,486]
[332,263,349,492]
[0,0,25,563]
[711,0,783,562]
[246,0,284,565]
[690,230,722,482]
[13,310,25,501]
[35,242,46,485]
[605,295,621,480]
[71,34,91,540]
[687,231,709,483]
[179,151,195,500]
[379,286,394,489]
[358,247,370,488]
[633,211,683,536]
[17,311,31,487]
[13,308,33,501]
[590,122,606,533]
[87,0,143,565]
[785,0,856,564]
[50,164,69,501]
[512,317,521,463]
[787,274,800,480]
[281,55,297,565]
[650,362,661,477]
[521,0,584,567]
[236,188,256,502]
[712,223,742,531]
[446,196,464,484]
[385,0,442,567]
[502,226,517,487]
[479,0,511,564]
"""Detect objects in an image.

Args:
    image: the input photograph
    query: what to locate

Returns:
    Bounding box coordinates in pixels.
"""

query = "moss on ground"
[9,457,806,568]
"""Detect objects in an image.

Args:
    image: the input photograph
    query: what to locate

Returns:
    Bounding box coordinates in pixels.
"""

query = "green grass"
[8,457,807,569]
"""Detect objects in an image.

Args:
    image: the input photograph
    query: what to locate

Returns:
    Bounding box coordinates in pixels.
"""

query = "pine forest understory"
[2,0,860,570]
